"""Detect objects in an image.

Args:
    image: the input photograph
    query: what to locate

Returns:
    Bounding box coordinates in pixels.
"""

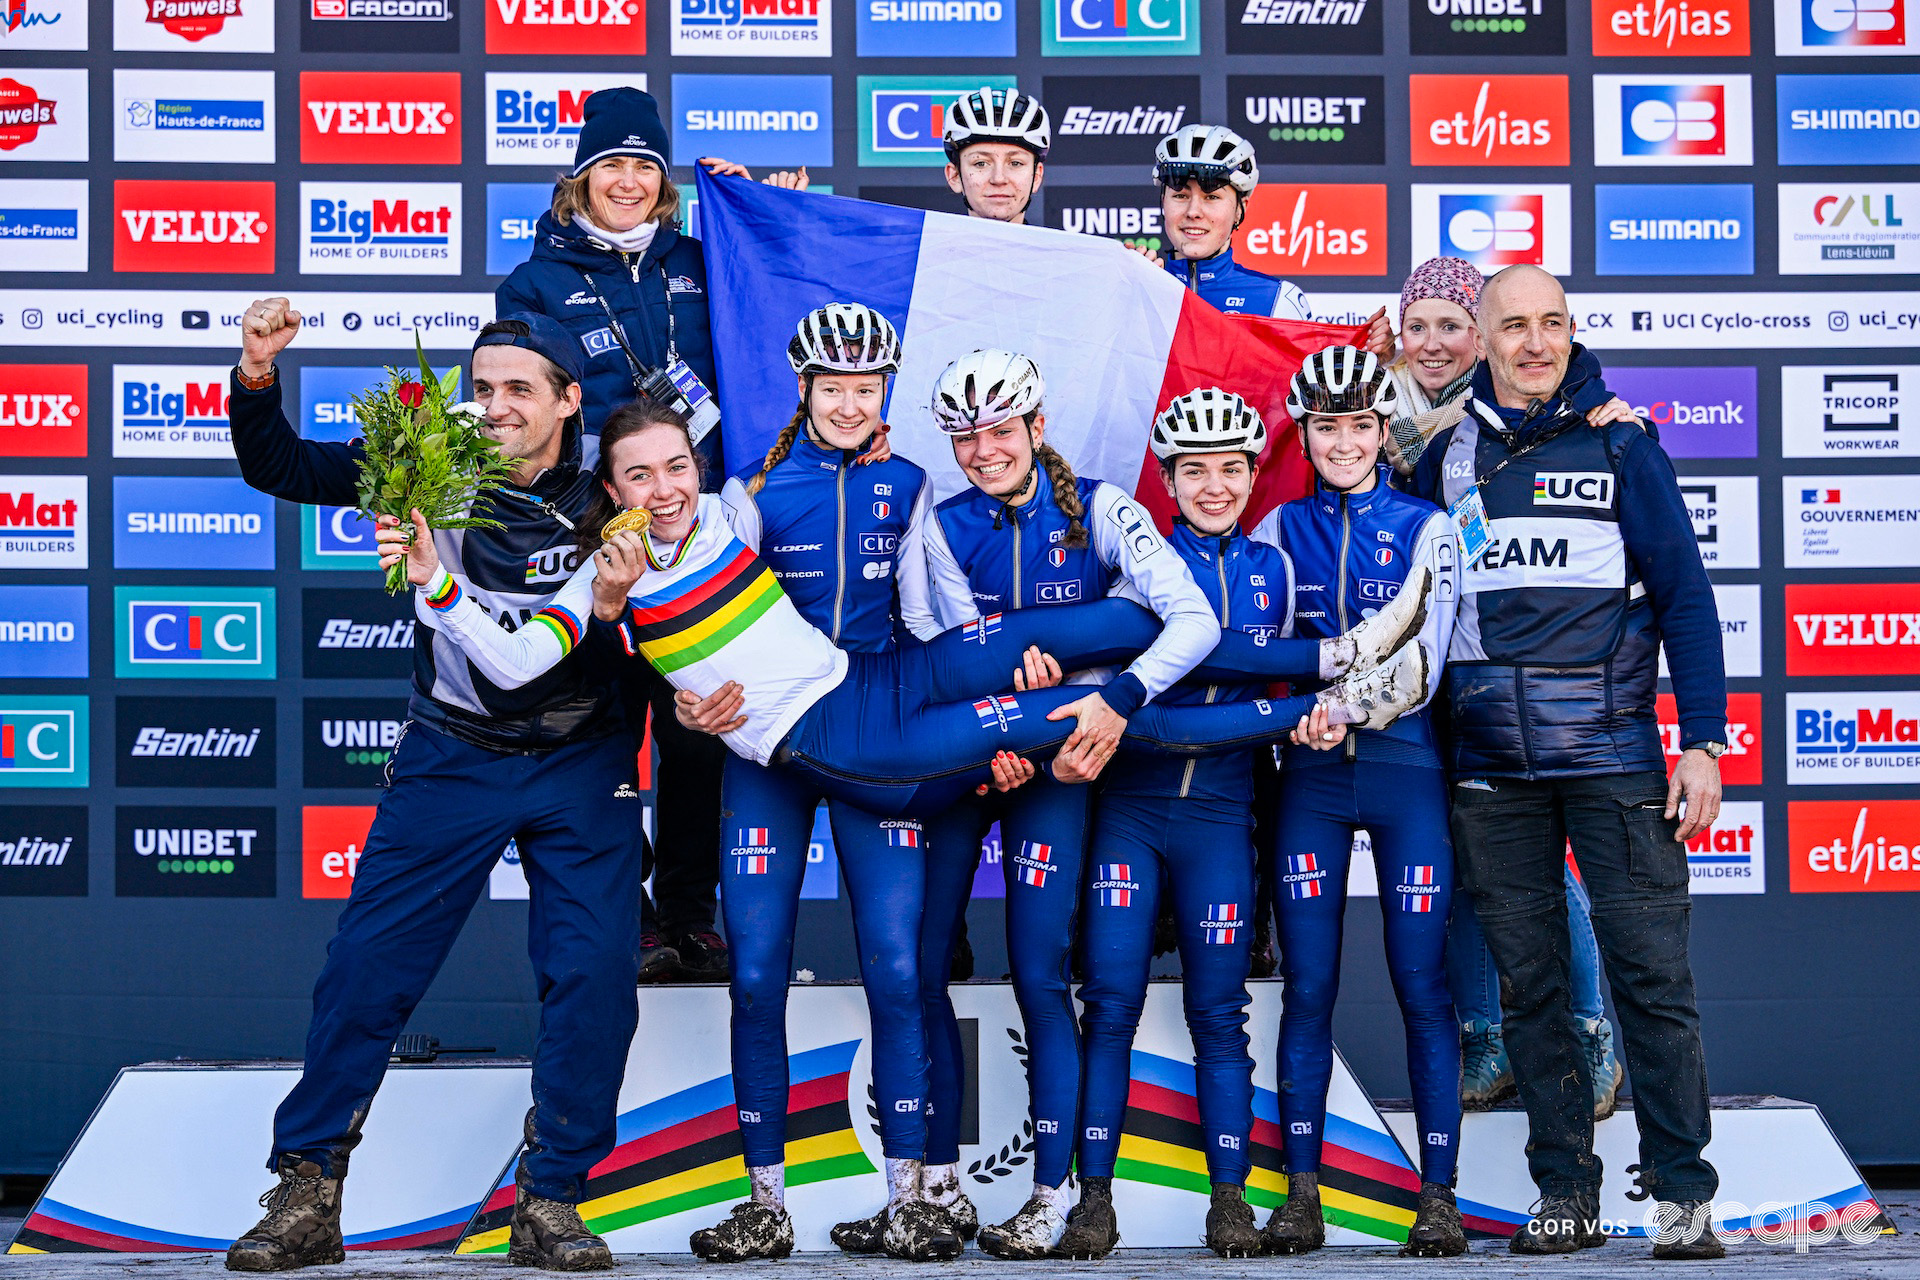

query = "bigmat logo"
[1778,183,1920,274]
[0,475,86,569]
[0,178,88,272]
[0,364,85,457]
[1658,691,1762,786]
[1605,365,1757,456]
[1786,582,1920,675]
[115,70,274,165]
[1409,0,1566,54]
[0,695,88,787]
[1686,799,1765,894]
[113,180,274,274]
[1228,75,1385,166]
[1239,183,1387,277]
[1781,365,1920,456]
[302,0,457,52]
[1044,0,1199,55]
[116,805,276,898]
[300,182,461,275]
[112,364,233,460]
[1408,75,1569,166]
[857,75,1015,168]
[1044,76,1201,167]
[1778,0,1913,53]
[1593,75,1754,165]
[115,586,276,679]
[304,698,408,787]
[1785,474,1920,568]
[113,0,276,50]
[855,0,1015,55]
[1778,74,1920,165]
[303,587,414,678]
[486,74,646,166]
[0,585,87,678]
[116,695,275,789]
[0,70,87,162]
[674,0,831,56]
[302,505,379,571]
[300,72,461,165]
[0,805,86,897]
[671,74,833,167]
[1594,184,1753,276]
[1593,0,1750,53]
[1678,475,1758,567]
[303,805,374,898]
[1790,692,1920,785]
[0,0,87,51]
[1228,0,1380,53]
[1790,800,1920,892]
[113,476,274,570]
[486,0,644,53]
[486,182,547,274]
[1411,184,1571,274]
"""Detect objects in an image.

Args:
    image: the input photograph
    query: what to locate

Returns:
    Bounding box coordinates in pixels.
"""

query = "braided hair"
[1031,432,1088,550]
[744,400,809,497]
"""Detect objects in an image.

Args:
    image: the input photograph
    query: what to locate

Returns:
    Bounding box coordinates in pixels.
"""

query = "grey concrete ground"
[2,1191,1916,1278]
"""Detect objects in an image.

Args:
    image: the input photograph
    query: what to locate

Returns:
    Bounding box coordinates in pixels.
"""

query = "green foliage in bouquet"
[352,334,516,593]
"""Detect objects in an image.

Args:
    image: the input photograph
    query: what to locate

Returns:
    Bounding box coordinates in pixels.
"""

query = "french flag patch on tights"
[1286,852,1324,899]
[1202,903,1241,945]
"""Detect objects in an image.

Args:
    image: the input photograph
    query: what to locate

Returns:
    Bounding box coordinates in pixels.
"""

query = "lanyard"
[1470,401,1574,491]
[494,484,576,532]
[579,265,679,382]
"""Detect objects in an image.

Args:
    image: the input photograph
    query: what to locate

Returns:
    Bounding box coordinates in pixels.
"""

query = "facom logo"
[1408,75,1569,166]
[1604,366,1758,457]
[304,0,456,51]
[0,364,85,458]
[1780,0,1912,53]
[0,71,86,162]
[1779,183,1920,274]
[299,365,386,442]
[855,0,1014,56]
[1044,0,1199,54]
[1786,473,1920,568]
[303,805,375,898]
[0,475,85,569]
[112,179,275,274]
[486,182,548,274]
[857,74,1014,167]
[0,0,86,51]
[0,585,87,678]
[670,74,834,166]
[1781,366,1919,457]
[487,75,645,165]
[1239,183,1387,276]
[1413,185,1572,274]
[674,0,832,55]
[486,0,644,54]
[1790,800,1920,893]
[1785,582,1920,675]
[1230,75,1385,165]
[1657,691,1762,786]
[1684,799,1764,894]
[114,475,274,570]
[112,364,233,459]
[1228,0,1380,54]
[116,586,276,679]
[1594,183,1753,276]
[0,697,86,787]
[312,0,453,19]
[1593,0,1748,54]
[115,70,273,165]
[0,178,88,272]
[1594,75,1754,165]
[1790,692,1920,785]
[300,182,461,276]
[299,72,462,165]
[1778,74,1920,164]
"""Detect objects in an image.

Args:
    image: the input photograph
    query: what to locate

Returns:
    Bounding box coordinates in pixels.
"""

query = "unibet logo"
[0,78,57,151]
[112,180,275,274]
[146,0,245,41]
[487,0,645,53]
[0,365,86,458]
[1410,0,1567,53]
[1409,75,1570,165]
[300,73,463,164]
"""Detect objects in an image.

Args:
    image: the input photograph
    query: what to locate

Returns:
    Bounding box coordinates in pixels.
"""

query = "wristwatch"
[234,363,278,391]
[1683,740,1728,759]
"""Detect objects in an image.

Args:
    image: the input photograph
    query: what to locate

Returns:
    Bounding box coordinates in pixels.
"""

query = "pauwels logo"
[1785,581,1920,675]
[116,586,277,679]
[1592,0,1749,54]
[0,475,86,569]
[1228,0,1381,55]
[1790,800,1920,893]
[299,72,462,165]
[673,0,832,56]
[116,805,277,898]
[0,364,86,457]
[0,696,88,788]
[114,0,275,49]
[112,364,234,460]
[486,0,644,54]
[300,182,462,275]
[1409,75,1570,166]
[1044,0,1200,55]
[1239,183,1386,276]
[0,805,86,896]
[113,179,275,274]
[1409,0,1567,54]
[0,72,87,161]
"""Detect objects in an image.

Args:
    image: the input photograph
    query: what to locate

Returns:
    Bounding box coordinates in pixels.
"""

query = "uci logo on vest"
[1532,470,1615,507]
[1044,0,1199,54]
[117,587,277,680]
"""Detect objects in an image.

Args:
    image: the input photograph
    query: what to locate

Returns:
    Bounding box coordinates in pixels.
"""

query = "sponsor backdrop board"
[1,0,1918,1180]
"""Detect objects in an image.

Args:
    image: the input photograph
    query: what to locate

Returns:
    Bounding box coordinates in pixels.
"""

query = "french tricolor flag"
[1401,864,1436,913]
[1802,488,1842,504]
[739,827,770,847]
[1204,903,1240,945]
[737,854,769,875]
[697,171,1363,528]
[889,826,922,848]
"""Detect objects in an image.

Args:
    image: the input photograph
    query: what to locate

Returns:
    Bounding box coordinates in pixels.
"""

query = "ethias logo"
[1239,184,1386,276]
[1592,0,1748,54]
[1409,75,1569,165]
[1790,800,1920,892]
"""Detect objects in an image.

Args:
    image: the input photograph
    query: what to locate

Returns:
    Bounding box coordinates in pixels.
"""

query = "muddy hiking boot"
[1054,1177,1118,1259]
[1460,1018,1516,1110]
[1651,1199,1726,1261]
[1401,1182,1468,1258]
[226,1158,345,1272]
[1262,1170,1326,1255]
[689,1200,794,1262]
[1511,1191,1606,1255]
[508,1189,612,1271]
[1582,1016,1625,1122]
[1204,1184,1261,1258]
[882,1200,963,1262]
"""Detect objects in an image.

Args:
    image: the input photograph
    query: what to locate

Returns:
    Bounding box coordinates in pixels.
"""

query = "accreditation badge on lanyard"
[1448,486,1492,562]
[663,357,720,446]
[581,269,721,446]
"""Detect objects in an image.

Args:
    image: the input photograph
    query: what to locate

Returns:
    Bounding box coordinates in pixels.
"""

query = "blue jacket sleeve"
[1615,430,1727,746]
[228,371,363,507]
[1409,425,1453,505]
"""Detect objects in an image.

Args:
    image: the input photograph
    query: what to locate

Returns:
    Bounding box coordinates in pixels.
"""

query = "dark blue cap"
[473,312,586,386]
[572,87,671,178]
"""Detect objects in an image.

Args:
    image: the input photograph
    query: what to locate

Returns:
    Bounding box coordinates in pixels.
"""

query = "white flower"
[448,400,487,422]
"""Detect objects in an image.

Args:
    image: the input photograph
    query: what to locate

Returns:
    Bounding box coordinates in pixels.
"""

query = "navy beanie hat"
[572,87,671,178]
[474,312,587,387]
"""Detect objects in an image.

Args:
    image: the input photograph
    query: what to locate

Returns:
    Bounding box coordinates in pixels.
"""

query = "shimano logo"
[685,109,820,133]
[1608,217,1742,241]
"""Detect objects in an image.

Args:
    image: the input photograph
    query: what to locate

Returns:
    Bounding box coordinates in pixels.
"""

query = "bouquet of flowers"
[352,335,516,594]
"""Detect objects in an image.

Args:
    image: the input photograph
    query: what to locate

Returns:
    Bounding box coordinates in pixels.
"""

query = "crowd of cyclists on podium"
[219,84,1733,1271]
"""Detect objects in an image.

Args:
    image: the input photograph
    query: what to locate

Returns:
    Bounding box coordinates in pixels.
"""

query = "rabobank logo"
[116,586,276,680]
[0,178,87,272]
[1779,73,1920,164]
[302,505,379,571]
[486,182,548,275]
[856,0,1014,55]
[671,74,833,166]
[1044,0,1198,54]
[0,585,87,678]
[112,364,235,460]
[1779,0,1914,54]
[1593,74,1753,165]
[299,182,462,276]
[1412,184,1571,274]
[858,74,1014,167]
[114,69,274,165]
[300,365,388,442]
[0,695,88,788]
[485,73,647,165]
[1604,366,1758,457]
[113,476,275,571]
[1595,183,1753,275]
[672,0,832,56]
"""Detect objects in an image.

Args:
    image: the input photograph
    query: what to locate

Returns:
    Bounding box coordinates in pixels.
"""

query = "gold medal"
[601,507,653,540]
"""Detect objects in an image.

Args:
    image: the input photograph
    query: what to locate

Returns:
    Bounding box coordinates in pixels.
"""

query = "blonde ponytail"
[1034,442,1089,549]
[745,402,808,497]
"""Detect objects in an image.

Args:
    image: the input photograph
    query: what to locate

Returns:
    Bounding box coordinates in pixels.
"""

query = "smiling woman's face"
[604,423,700,542]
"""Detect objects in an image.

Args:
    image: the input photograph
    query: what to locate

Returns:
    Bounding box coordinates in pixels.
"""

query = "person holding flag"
[943,87,1050,225]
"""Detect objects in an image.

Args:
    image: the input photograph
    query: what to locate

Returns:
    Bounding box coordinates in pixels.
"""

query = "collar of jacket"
[1178,243,1237,281]
[1312,471,1388,517]
[535,209,683,273]
[1467,346,1602,448]
[1169,517,1244,564]
[790,430,861,470]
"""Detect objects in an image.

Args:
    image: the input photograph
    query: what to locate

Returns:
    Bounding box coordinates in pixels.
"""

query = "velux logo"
[300,73,462,165]
[487,0,645,53]
[0,365,85,458]
[112,180,274,274]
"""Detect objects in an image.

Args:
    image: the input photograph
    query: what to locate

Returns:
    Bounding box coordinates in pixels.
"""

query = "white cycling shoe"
[976,1195,1068,1260]
[1319,639,1429,731]
[1321,564,1431,680]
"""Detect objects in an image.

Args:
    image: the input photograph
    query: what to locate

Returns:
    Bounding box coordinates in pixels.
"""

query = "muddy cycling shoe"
[883,1201,963,1262]
[943,1192,979,1242]
[1651,1200,1726,1260]
[635,932,680,985]
[1262,1171,1326,1256]
[1510,1192,1606,1255]
[1460,1018,1517,1111]
[1054,1177,1118,1259]
[689,1200,795,1262]
[829,1208,886,1255]
[508,1189,613,1271]
[977,1194,1067,1260]
[1319,639,1429,732]
[1320,564,1430,679]
[1401,1183,1468,1258]
[226,1158,345,1272]
[1204,1184,1262,1258]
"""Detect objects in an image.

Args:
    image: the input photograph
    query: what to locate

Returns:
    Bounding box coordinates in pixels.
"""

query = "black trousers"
[626,665,727,938]
[1450,770,1717,1202]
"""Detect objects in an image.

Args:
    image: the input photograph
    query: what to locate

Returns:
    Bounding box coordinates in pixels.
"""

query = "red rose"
[396,382,426,407]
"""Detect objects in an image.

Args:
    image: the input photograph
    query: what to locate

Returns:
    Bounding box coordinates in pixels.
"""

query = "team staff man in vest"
[1410,265,1728,1261]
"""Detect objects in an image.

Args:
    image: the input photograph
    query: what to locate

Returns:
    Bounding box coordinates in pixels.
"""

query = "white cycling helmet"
[1286,345,1400,422]
[787,303,902,377]
[1153,124,1260,196]
[930,349,1045,435]
[944,86,1050,162]
[1150,387,1268,460]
